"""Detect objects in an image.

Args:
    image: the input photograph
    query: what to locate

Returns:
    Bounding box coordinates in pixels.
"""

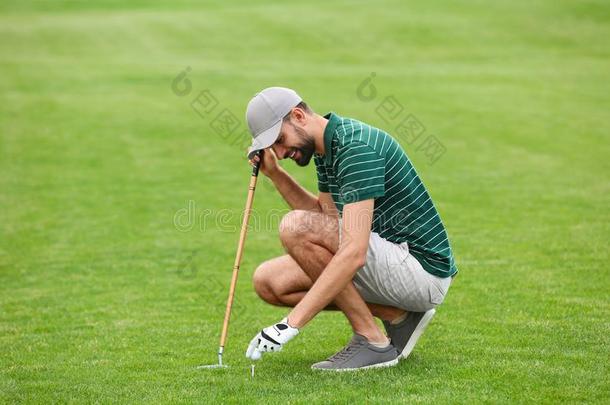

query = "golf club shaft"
[218,156,261,357]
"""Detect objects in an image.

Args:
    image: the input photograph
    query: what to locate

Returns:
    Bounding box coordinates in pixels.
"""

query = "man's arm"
[318,191,339,217]
[255,148,337,214]
[286,199,374,328]
[269,165,323,212]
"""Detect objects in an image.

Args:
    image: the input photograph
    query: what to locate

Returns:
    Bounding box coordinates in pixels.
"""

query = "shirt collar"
[322,112,340,165]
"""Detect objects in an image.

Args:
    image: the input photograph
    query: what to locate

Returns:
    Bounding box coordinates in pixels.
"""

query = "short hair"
[283,101,312,121]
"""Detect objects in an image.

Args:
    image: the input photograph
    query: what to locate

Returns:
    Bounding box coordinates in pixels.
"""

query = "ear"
[291,107,307,124]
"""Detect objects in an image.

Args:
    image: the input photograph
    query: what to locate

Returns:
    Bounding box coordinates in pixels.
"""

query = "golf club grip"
[252,150,263,177]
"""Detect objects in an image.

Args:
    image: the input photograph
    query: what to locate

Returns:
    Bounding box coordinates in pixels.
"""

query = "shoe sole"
[311,357,399,372]
[400,308,436,360]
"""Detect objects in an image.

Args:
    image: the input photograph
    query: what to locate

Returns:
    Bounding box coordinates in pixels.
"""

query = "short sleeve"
[336,142,385,203]
[313,155,330,193]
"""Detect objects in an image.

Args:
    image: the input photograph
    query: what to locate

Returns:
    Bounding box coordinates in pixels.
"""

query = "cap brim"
[247,119,282,159]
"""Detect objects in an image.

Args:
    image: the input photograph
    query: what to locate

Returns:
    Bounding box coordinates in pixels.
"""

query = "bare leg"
[253,254,314,307]
[272,210,403,343]
[253,255,406,320]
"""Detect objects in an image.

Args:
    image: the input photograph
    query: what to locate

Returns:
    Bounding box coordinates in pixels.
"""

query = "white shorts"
[352,231,452,312]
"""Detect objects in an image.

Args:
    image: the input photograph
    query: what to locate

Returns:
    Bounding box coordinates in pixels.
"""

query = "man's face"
[271,118,315,167]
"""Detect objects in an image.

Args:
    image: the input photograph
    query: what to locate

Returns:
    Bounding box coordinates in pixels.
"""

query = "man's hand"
[245,317,299,361]
[249,148,280,178]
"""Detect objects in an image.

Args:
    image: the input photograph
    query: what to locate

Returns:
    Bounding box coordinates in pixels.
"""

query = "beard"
[293,127,316,167]
[294,134,315,166]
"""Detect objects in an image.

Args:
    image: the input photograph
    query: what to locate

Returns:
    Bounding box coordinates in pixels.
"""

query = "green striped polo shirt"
[314,112,457,278]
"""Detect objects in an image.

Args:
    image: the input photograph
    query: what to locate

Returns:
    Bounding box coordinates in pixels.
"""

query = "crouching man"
[244,87,457,371]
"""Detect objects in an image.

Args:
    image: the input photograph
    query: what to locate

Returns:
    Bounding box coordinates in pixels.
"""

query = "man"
[244,87,457,371]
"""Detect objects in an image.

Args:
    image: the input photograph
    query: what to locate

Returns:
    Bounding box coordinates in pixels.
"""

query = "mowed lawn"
[1,0,609,403]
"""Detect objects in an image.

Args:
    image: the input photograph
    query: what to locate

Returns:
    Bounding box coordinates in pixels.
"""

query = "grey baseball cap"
[246,87,302,159]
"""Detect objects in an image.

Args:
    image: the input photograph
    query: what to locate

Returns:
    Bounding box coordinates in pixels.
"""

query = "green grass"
[1,0,609,403]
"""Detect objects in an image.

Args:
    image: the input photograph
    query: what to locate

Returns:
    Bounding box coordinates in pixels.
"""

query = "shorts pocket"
[428,283,445,305]
[384,242,410,271]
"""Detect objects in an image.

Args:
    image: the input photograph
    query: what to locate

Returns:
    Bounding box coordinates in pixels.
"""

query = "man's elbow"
[340,247,367,270]
[353,255,366,269]
[314,199,324,213]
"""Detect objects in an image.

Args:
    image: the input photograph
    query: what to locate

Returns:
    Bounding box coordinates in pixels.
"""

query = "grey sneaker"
[311,334,399,371]
[383,309,436,359]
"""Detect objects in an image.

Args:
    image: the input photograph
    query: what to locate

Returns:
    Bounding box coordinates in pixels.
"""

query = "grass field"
[1,0,609,403]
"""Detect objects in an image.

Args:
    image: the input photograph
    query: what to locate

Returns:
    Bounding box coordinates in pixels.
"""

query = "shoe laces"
[328,339,364,362]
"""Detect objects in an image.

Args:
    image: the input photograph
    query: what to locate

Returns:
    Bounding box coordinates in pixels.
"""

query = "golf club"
[198,151,262,369]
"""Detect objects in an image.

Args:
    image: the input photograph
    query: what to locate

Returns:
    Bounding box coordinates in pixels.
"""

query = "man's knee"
[252,262,281,305]
[279,210,338,252]
[278,210,312,245]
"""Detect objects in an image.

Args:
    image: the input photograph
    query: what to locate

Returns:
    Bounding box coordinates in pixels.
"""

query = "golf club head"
[196,350,227,370]
[196,363,228,370]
